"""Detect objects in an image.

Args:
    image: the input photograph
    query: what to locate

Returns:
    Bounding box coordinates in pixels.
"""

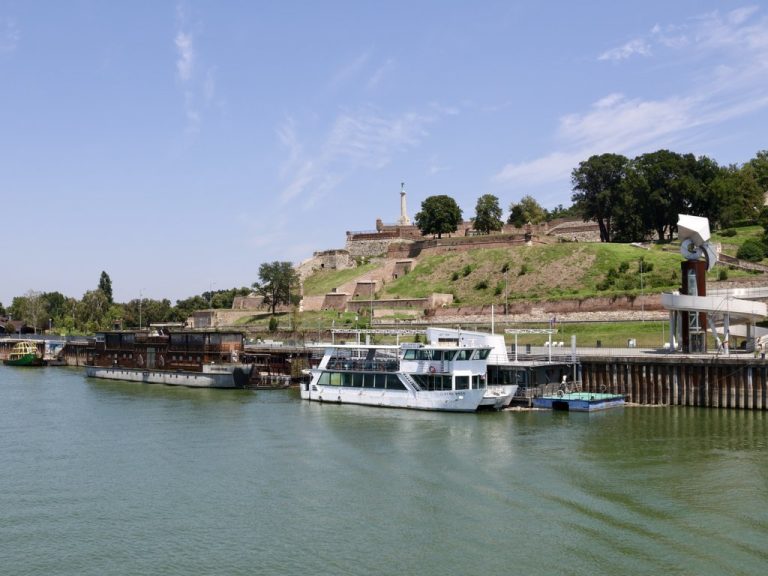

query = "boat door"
[146,347,156,369]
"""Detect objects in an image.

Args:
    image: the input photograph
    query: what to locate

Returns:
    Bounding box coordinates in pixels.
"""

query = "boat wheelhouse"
[85,328,251,388]
[426,327,520,409]
[301,342,492,412]
[3,340,46,367]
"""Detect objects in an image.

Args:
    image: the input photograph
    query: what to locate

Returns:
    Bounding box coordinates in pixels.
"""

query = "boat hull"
[3,354,46,367]
[85,365,251,388]
[301,384,485,412]
[479,384,519,410]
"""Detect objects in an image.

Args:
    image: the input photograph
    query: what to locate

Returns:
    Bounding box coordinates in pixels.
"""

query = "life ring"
[429,366,436,374]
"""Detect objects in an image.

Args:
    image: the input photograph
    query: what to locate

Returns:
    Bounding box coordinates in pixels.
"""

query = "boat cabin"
[86,329,245,372]
[313,344,491,392]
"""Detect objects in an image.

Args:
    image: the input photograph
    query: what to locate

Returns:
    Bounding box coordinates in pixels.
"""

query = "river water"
[1,366,766,576]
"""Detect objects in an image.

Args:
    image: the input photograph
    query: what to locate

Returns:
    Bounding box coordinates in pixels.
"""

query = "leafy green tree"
[508,195,547,227]
[253,261,299,315]
[414,195,463,238]
[546,203,581,221]
[472,194,503,234]
[0,301,5,316]
[98,271,113,304]
[746,150,768,194]
[77,289,110,331]
[571,153,630,242]
[709,164,763,228]
[629,150,701,241]
[173,295,210,322]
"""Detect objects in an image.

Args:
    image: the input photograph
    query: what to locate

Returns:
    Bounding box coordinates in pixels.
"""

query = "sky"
[2,1,768,306]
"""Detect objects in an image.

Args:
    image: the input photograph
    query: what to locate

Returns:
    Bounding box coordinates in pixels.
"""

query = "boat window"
[473,375,486,389]
[441,350,457,361]
[329,372,342,386]
[455,375,469,390]
[386,375,406,390]
[353,373,364,388]
[476,349,490,360]
[374,374,387,388]
[455,349,472,361]
[402,349,417,360]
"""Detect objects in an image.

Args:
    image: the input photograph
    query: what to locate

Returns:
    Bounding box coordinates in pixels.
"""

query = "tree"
[473,194,504,234]
[473,194,503,234]
[708,164,763,228]
[414,195,463,238]
[98,271,113,304]
[253,261,298,315]
[571,153,630,242]
[746,150,768,194]
[508,195,547,227]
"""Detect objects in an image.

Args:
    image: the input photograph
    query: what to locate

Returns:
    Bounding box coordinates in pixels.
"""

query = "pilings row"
[580,355,768,410]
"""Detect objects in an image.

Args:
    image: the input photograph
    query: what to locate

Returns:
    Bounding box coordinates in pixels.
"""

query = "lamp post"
[139,290,143,330]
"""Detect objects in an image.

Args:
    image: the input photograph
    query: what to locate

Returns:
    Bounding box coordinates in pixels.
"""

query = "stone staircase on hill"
[300,259,405,312]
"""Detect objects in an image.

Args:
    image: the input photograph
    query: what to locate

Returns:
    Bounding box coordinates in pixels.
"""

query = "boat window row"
[488,366,528,386]
[325,358,399,372]
[317,371,406,390]
[401,348,490,361]
[411,374,485,391]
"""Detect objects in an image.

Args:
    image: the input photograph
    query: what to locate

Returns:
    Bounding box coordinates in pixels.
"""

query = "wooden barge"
[85,329,252,388]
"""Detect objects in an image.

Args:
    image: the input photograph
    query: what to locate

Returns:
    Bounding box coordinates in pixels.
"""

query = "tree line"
[0,263,300,335]
[571,149,768,242]
[411,149,767,243]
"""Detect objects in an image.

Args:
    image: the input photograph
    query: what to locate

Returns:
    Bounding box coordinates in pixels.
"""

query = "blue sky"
[2,1,767,306]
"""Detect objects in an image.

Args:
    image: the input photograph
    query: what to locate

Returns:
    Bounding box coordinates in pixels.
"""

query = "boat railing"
[325,358,400,372]
[514,380,583,400]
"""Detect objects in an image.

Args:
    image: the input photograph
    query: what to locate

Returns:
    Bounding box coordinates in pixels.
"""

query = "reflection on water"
[1,366,766,576]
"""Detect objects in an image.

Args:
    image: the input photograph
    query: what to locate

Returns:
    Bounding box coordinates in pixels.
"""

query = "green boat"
[3,341,46,367]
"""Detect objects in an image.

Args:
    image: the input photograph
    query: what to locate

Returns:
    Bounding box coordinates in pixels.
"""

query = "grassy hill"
[302,238,763,308]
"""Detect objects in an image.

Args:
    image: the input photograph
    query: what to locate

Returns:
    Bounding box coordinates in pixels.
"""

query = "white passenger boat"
[301,342,492,412]
[426,327,519,409]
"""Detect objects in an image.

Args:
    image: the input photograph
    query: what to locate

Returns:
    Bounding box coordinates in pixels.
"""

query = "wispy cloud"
[173,3,218,138]
[277,108,434,207]
[496,6,768,190]
[600,5,767,62]
[366,58,394,89]
[0,16,20,54]
[598,38,651,61]
[175,31,194,81]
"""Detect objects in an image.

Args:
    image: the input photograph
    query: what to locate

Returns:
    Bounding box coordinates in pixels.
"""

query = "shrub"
[474,280,489,290]
[268,316,279,332]
[501,262,510,273]
[737,239,767,262]
[618,261,629,273]
[718,268,729,281]
[451,271,459,281]
[720,229,737,237]
[462,264,473,277]
[518,264,529,276]
[494,282,504,296]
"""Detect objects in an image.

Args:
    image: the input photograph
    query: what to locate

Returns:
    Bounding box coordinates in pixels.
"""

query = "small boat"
[533,391,625,412]
[3,341,46,367]
[301,342,492,412]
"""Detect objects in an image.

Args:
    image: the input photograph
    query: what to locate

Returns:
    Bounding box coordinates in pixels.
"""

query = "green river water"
[1,366,766,575]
